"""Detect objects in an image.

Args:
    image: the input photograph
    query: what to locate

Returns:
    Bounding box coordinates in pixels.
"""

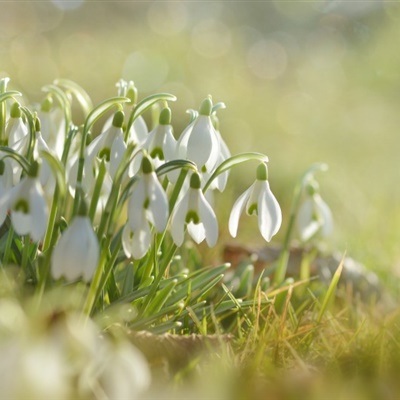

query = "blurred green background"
[1,0,399,284]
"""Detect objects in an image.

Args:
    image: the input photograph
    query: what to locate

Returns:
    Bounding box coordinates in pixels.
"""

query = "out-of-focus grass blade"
[317,253,345,324]
[54,78,93,116]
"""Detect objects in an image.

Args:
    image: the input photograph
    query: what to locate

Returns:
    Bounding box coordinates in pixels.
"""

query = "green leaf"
[54,78,93,117]
[317,254,344,324]
[0,147,31,173]
[126,92,177,132]
[301,162,329,186]
[84,96,130,135]
[142,279,178,317]
[203,152,269,192]
[156,159,197,177]
[0,90,22,104]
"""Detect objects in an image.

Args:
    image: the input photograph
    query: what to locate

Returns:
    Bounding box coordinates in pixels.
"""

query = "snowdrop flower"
[37,97,65,159]
[177,97,221,174]
[143,106,177,168]
[170,171,218,247]
[296,180,333,242]
[67,111,126,195]
[0,162,49,242]
[202,113,231,192]
[6,102,28,148]
[229,162,282,242]
[51,213,99,282]
[103,80,148,146]
[86,110,126,183]
[123,156,168,259]
[0,159,13,225]
[96,340,151,400]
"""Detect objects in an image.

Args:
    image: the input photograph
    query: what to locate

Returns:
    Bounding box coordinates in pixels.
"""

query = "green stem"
[21,235,30,275]
[0,78,9,145]
[42,187,60,253]
[3,223,14,265]
[169,168,188,214]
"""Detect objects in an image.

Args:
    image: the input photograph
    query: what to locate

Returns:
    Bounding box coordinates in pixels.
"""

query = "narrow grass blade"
[317,253,345,324]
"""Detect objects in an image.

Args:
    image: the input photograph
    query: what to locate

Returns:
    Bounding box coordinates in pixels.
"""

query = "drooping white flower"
[6,102,28,148]
[67,111,126,196]
[51,215,99,282]
[142,106,177,169]
[170,171,218,247]
[123,156,169,259]
[296,180,333,242]
[0,163,49,242]
[177,97,221,173]
[96,340,151,400]
[103,80,148,146]
[37,97,66,159]
[229,162,282,242]
[0,159,13,225]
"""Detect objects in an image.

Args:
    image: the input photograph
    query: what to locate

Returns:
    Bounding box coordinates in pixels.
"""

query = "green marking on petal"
[14,199,29,213]
[99,148,111,162]
[247,203,258,216]
[185,210,200,224]
[143,197,150,209]
[150,147,164,160]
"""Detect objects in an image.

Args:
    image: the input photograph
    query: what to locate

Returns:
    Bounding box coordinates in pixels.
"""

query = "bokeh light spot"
[191,19,231,58]
[147,2,188,36]
[122,52,169,93]
[247,39,287,80]
[52,0,84,11]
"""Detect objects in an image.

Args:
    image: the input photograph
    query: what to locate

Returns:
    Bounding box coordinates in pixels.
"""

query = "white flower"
[37,98,65,159]
[177,97,221,173]
[96,340,151,400]
[0,169,49,242]
[6,102,28,148]
[229,163,282,242]
[296,181,333,242]
[142,107,177,168]
[123,157,169,259]
[170,172,218,247]
[67,111,126,196]
[51,216,99,282]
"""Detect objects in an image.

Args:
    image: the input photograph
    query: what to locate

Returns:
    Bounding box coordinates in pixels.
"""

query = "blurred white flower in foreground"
[51,215,99,282]
[229,162,282,242]
[171,171,218,247]
[296,180,333,242]
[0,299,151,400]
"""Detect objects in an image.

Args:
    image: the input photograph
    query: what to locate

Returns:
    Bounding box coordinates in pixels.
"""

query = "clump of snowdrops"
[0,77,334,398]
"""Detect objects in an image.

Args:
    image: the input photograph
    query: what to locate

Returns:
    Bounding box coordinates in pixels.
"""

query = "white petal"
[187,222,205,244]
[314,194,334,237]
[110,130,127,179]
[198,190,218,247]
[176,121,194,159]
[128,116,148,145]
[11,212,31,236]
[228,185,253,238]
[258,181,282,242]
[29,180,48,242]
[187,116,214,168]
[162,126,177,162]
[170,192,189,246]
[146,174,168,232]
[132,218,152,259]
[128,180,146,231]
[51,217,99,282]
